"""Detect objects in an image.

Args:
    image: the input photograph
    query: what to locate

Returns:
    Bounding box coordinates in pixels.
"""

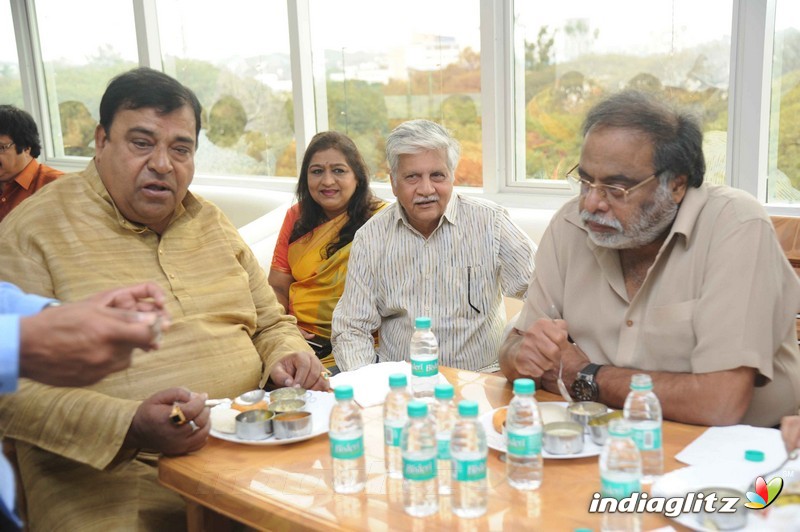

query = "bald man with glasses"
[500,90,800,428]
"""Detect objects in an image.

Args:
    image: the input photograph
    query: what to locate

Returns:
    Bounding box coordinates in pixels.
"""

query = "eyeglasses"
[565,163,661,204]
[0,142,15,154]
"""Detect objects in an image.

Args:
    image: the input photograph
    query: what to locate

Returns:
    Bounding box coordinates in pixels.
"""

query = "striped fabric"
[332,194,535,372]
[0,161,309,530]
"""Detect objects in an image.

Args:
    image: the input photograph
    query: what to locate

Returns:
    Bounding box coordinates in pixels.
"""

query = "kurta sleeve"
[331,229,381,371]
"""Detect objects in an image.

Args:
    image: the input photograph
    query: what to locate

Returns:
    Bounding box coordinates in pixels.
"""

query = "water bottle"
[329,385,366,493]
[599,419,642,532]
[450,400,488,518]
[505,378,543,490]
[410,316,438,398]
[384,373,411,479]
[623,373,663,483]
[401,401,438,517]
[432,382,456,495]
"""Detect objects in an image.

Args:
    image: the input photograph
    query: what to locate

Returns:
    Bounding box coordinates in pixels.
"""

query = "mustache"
[580,210,623,232]
[413,195,439,205]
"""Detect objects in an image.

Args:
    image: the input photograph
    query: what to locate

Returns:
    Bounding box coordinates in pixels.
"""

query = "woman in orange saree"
[269,132,385,370]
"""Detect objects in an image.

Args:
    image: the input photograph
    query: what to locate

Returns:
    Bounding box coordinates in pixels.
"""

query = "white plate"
[210,390,336,446]
[479,403,603,459]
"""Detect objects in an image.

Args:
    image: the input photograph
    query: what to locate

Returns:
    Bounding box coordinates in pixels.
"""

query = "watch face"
[571,378,597,402]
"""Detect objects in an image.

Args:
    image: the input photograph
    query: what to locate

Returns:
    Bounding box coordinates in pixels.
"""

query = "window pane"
[309,0,481,186]
[768,0,800,204]
[515,1,732,186]
[35,0,138,158]
[157,0,295,178]
[0,4,23,107]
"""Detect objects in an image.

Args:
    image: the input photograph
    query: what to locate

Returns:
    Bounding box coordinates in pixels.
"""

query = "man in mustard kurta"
[0,68,328,531]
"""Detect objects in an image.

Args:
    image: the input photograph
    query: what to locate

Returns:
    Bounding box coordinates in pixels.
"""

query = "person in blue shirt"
[0,280,167,530]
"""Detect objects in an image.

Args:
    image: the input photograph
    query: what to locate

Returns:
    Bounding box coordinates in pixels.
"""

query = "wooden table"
[158,367,705,531]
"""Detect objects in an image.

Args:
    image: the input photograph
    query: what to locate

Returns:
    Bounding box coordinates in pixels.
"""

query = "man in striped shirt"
[332,120,535,372]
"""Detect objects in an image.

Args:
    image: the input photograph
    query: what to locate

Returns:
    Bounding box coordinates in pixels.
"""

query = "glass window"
[514,0,733,187]
[34,0,138,158]
[0,4,23,107]
[309,0,481,186]
[156,0,295,178]
[767,0,800,204]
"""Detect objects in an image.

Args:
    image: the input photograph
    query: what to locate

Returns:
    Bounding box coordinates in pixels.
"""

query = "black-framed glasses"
[0,142,15,154]
[565,163,661,204]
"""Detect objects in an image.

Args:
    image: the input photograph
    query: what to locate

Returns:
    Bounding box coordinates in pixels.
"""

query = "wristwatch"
[571,363,602,402]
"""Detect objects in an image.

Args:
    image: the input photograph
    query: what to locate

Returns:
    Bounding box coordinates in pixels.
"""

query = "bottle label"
[631,426,662,451]
[506,427,542,456]
[601,476,641,500]
[384,422,403,447]
[453,458,487,481]
[403,457,436,481]
[436,435,451,460]
[330,435,364,460]
[411,358,438,377]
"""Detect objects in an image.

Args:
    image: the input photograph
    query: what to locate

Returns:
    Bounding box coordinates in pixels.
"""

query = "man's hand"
[88,281,168,315]
[20,302,166,387]
[270,352,332,391]
[124,388,209,455]
[782,415,800,452]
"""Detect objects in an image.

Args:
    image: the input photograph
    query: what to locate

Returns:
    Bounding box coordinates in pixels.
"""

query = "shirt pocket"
[640,299,697,371]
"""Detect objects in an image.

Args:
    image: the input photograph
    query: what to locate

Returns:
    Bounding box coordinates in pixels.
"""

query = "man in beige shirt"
[0,68,326,530]
[500,90,800,428]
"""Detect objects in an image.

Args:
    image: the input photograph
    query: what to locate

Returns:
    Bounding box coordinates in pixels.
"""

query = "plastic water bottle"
[599,419,643,532]
[384,373,411,479]
[329,385,366,493]
[401,401,438,517]
[505,378,543,490]
[432,382,456,495]
[623,373,663,483]
[450,400,488,518]
[410,316,438,398]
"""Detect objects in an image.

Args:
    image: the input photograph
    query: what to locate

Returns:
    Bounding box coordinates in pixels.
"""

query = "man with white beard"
[499,90,800,428]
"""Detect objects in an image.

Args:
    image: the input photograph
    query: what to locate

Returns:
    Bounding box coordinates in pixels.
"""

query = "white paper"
[674,425,788,489]
[329,361,446,408]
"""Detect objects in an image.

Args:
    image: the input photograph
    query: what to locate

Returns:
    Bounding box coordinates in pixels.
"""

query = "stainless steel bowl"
[695,487,747,530]
[235,409,274,440]
[567,401,607,434]
[269,387,307,402]
[543,421,585,455]
[267,399,306,414]
[588,410,623,446]
[273,411,313,439]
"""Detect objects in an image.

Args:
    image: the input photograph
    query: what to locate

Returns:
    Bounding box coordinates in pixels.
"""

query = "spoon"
[546,304,574,403]
[749,449,800,491]
[205,389,266,407]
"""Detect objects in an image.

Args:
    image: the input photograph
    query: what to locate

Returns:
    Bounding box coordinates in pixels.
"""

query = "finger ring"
[188,420,200,433]
[169,403,187,425]
[321,369,332,381]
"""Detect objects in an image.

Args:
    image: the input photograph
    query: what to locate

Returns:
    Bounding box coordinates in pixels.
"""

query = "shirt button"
[159,249,164,255]
[626,320,634,327]
[169,274,175,279]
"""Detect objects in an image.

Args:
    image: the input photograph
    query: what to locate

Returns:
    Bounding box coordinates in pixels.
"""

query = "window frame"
[8,0,798,213]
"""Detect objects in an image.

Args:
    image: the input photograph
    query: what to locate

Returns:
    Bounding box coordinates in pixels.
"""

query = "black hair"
[0,105,42,158]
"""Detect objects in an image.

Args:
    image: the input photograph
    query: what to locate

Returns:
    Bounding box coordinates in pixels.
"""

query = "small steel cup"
[273,411,313,439]
[695,487,747,530]
[267,399,306,414]
[235,409,274,440]
[567,401,607,434]
[543,421,585,455]
[588,410,623,446]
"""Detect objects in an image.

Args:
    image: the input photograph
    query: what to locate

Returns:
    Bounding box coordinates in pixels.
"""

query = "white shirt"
[332,194,535,372]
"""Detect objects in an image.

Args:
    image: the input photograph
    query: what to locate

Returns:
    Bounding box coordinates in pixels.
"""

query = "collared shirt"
[517,183,800,427]
[0,160,309,530]
[0,159,62,222]
[0,283,53,394]
[332,193,535,372]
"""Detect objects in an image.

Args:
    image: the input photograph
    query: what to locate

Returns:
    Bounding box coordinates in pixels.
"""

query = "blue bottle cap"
[415,316,432,328]
[745,449,765,462]
[389,373,407,388]
[408,401,428,418]
[334,385,353,400]
[513,378,535,394]
[458,400,479,417]
[434,383,454,399]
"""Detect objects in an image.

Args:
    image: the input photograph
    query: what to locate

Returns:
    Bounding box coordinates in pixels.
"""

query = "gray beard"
[580,183,679,250]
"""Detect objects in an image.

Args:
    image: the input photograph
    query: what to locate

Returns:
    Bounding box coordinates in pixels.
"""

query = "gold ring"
[169,403,187,425]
